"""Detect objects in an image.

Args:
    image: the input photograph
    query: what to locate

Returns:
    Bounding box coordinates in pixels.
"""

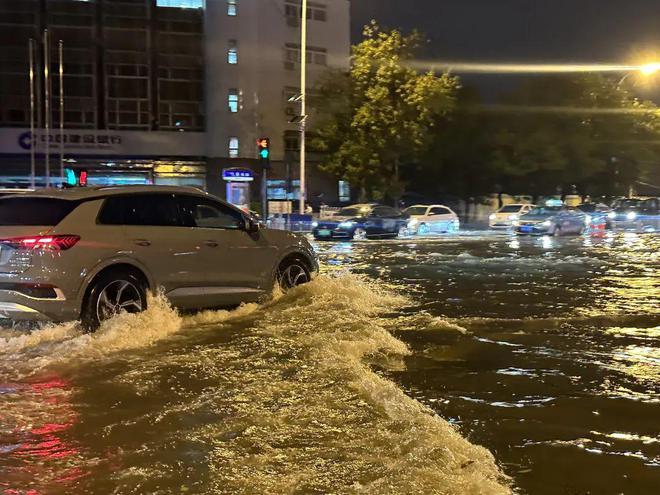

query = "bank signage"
[1,128,205,157]
[222,168,254,182]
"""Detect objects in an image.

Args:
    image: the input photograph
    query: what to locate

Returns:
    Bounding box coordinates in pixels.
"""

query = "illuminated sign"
[222,168,254,182]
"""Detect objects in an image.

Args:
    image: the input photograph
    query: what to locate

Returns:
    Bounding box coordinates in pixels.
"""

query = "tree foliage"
[413,74,660,199]
[312,22,458,201]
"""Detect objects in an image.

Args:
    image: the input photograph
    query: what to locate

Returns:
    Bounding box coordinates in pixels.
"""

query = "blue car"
[608,197,660,232]
[514,202,588,236]
[312,204,410,241]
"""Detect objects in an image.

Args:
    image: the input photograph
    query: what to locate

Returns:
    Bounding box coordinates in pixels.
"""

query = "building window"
[284,44,328,66]
[284,1,327,22]
[228,137,239,158]
[228,40,238,64]
[228,88,240,113]
[227,0,237,16]
[284,131,299,151]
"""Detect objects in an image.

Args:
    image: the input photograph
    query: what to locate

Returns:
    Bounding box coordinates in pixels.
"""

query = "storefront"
[0,128,207,189]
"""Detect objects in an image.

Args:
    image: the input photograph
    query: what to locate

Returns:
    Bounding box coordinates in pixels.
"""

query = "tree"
[484,74,660,197]
[312,22,458,202]
[413,74,660,200]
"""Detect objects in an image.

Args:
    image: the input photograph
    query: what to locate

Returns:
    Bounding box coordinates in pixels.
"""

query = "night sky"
[351,0,660,100]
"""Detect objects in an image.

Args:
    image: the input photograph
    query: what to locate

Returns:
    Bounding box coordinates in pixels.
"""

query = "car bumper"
[0,290,79,322]
[515,225,551,235]
[312,228,353,240]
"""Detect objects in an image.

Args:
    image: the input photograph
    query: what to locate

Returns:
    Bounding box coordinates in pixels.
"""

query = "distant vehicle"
[404,205,460,235]
[608,197,660,232]
[577,203,611,231]
[514,200,587,236]
[489,203,535,229]
[0,186,318,330]
[312,204,409,240]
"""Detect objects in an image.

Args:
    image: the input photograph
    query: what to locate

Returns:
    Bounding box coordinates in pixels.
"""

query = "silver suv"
[0,186,318,330]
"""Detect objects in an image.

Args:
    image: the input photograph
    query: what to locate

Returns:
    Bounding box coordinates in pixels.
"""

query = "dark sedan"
[312,204,410,241]
[608,197,660,232]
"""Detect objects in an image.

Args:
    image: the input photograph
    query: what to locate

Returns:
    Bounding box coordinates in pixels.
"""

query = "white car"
[489,203,535,229]
[404,205,460,235]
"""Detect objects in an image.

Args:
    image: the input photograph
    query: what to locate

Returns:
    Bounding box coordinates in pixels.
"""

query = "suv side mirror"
[245,218,260,233]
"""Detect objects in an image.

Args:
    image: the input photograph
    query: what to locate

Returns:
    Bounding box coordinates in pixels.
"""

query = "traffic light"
[63,167,88,187]
[64,168,77,187]
[257,138,270,168]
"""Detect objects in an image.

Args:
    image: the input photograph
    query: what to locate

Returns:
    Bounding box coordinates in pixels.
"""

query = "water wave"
[0,275,511,494]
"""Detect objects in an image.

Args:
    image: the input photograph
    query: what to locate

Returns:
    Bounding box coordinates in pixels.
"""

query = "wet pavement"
[0,230,658,494]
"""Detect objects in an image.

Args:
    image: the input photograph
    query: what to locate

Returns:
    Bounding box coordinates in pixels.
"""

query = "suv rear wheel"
[81,269,148,332]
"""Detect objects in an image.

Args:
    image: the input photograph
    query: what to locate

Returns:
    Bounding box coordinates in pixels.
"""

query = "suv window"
[177,195,244,230]
[0,198,80,226]
[98,194,181,226]
[430,207,452,216]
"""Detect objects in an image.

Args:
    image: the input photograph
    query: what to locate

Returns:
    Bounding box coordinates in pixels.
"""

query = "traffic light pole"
[299,0,308,215]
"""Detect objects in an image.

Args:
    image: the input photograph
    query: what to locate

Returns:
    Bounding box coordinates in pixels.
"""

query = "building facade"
[0,0,351,208]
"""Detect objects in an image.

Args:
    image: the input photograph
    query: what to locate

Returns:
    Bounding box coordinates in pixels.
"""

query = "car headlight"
[512,220,520,227]
[338,221,355,229]
[312,221,319,228]
[584,215,592,225]
[541,220,552,227]
[607,212,616,219]
[489,214,496,220]
[408,218,419,226]
[507,214,518,220]
[626,211,637,221]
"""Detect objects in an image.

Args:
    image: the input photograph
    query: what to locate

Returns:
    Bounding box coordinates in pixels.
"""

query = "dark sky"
[351,0,660,99]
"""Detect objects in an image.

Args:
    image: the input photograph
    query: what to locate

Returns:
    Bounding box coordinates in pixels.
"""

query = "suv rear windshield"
[0,197,80,226]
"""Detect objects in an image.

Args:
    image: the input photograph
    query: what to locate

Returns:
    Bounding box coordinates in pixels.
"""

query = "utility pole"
[29,39,36,189]
[299,0,308,214]
[43,29,51,188]
[59,39,65,182]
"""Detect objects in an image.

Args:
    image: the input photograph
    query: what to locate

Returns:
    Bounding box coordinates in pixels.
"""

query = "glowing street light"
[639,62,660,76]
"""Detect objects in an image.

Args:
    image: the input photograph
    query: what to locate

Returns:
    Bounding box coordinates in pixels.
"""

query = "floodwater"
[0,231,658,494]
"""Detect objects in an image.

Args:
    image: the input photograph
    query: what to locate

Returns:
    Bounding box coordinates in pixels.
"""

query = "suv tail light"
[0,235,80,251]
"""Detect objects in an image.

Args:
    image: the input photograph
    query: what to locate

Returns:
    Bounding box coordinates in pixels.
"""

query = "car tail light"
[0,235,80,251]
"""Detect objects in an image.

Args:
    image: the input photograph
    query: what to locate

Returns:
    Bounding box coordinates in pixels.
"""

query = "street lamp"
[618,62,660,88]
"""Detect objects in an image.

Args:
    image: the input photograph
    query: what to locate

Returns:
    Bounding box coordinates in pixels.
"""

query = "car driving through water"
[0,186,318,330]
[489,203,535,229]
[608,197,660,232]
[514,200,588,236]
[404,204,460,235]
[312,204,409,241]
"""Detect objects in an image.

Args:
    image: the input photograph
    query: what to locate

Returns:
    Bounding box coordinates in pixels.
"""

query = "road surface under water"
[317,231,660,494]
[0,230,658,494]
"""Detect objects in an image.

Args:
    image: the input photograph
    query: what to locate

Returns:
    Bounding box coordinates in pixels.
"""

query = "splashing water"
[0,275,510,494]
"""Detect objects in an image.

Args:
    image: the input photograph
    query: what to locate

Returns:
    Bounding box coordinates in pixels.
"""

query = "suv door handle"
[134,239,151,247]
[204,240,219,248]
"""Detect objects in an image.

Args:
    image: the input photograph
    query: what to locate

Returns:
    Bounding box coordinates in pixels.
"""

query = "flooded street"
[1,231,659,494]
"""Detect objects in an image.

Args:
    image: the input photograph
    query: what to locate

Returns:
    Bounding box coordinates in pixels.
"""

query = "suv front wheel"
[277,258,311,291]
[81,269,148,332]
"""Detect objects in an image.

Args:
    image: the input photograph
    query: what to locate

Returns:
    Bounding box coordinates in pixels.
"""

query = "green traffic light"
[65,168,77,186]
[260,149,270,160]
